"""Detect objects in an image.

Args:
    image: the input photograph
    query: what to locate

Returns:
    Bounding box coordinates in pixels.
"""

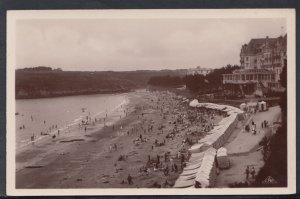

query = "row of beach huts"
[173,100,245,188]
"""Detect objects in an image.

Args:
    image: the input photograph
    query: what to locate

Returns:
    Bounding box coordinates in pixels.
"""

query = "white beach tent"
[189,99,200,107]
[173,178,195,188]
[216,147,230,169]
[174,101,248,188]
[240,103,247,111]
[258,101,267,111]
[189,143,211,153]
[194,148,217,188]
[247,102,258,113]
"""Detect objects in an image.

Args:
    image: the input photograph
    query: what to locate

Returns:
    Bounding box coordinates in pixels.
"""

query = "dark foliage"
[255,63,287,187]
[15,67,186,99]
[148,75,184,87]
[147,64,240,93]
[184,74,206,92]
[205,64,240,89]
[17,66,57,71]
[185,64,240,93]
[280,60,287,88]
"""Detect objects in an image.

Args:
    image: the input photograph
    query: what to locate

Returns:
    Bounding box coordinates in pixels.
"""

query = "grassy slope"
[15,70,186,99]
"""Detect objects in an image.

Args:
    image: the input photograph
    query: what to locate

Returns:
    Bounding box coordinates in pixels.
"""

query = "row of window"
[224,73,275,81]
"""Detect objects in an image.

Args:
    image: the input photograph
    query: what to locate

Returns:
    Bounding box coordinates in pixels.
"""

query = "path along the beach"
[215,106,281,187]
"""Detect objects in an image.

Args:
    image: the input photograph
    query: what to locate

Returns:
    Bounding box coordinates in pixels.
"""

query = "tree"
[185,74,205,92]
[280,60,287,88]
[255,61,287,187]
[184,64,240,93]
[147,75,184,87]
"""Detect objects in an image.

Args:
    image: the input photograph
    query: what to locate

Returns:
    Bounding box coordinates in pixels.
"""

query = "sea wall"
[173,100,244,188]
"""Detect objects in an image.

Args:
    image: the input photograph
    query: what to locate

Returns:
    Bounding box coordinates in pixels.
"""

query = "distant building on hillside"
[222,34,287,96]
[187,66,213,76]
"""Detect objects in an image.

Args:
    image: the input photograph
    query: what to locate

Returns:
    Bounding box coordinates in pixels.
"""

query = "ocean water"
[15,93,128,149]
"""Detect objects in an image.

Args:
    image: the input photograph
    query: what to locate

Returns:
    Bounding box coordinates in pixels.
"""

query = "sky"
[16,18,286,71]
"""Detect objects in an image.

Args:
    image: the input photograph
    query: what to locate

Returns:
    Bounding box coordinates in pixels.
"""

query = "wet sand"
[16,90,223,188]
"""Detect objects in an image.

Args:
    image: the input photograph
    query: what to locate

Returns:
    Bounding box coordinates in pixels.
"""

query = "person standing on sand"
[164,153,168,162]
[181,154,185,164]
[251,167,256,179]
[170,158,174,170]
[127,174,133,185]
[31,134,35,144]
[245,166,250,180]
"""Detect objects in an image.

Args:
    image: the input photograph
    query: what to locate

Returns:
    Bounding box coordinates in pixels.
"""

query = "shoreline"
[16,93,131,172]
[16,90,224,188]
[16,89,135,100]
[16,89,134,100]
[16,92,131,151]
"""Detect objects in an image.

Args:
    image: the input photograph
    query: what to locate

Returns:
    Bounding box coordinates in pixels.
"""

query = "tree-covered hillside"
[15,68,187,99]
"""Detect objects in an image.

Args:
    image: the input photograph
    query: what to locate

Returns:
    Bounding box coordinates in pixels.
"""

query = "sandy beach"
[15,89,282,189]
[16,89,223,188]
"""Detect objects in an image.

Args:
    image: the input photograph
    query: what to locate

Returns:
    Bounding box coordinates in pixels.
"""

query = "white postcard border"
[6,9,296,196]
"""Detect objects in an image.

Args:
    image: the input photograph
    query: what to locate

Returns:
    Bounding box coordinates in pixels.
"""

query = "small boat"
[81,108,87,112]
[15,112,19,115]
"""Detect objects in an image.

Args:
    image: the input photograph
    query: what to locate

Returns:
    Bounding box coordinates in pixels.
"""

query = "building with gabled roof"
[222,34,287,96]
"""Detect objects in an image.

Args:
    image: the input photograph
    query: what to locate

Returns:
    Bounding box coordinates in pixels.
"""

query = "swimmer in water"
[31,134,35,144]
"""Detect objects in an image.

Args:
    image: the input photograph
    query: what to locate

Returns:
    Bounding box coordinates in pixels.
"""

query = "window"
[271,74,275,81]
[242,75,245,81]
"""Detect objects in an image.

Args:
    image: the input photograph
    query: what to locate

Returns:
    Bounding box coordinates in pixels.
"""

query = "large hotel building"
[222,34,287,96]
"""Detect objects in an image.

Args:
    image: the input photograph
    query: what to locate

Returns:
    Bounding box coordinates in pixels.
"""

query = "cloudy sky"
[16,18,286,71]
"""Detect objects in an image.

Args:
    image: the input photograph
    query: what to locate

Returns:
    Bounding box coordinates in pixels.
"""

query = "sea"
[15,93,128,149]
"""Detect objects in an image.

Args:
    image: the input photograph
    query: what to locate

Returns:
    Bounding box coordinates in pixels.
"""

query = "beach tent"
[194,148,217,188]
[216,147,230,169]
[180,168,200,176]
[258,101,267,112]
[173,178,195,188]
[240,103,247,111]
[247,102,258,113]
[189,99,200,107]
[189,143,211,153]
[175,101,249,188]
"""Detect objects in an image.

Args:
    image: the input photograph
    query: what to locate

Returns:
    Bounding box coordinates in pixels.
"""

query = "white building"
[187,66,213,76]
